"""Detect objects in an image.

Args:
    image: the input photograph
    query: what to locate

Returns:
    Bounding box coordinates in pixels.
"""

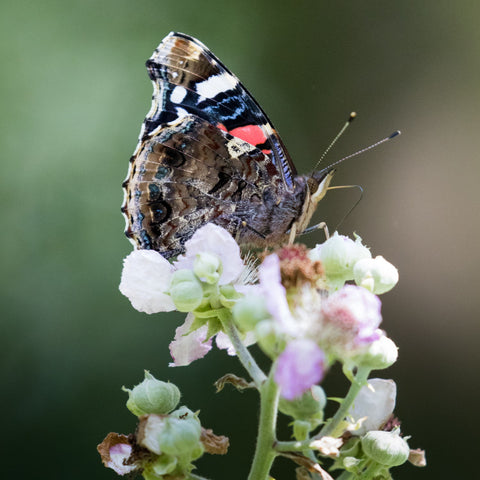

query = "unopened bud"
[354,335,398,370]
[170,269,203,312]
[278,385,327,422]
[361,430,410,467]
[193,252,221,284]
[123,371,181,416]
[310,232,371,290]
[233,295,270,331]
[354,256,399,294]
[138,408,203,460]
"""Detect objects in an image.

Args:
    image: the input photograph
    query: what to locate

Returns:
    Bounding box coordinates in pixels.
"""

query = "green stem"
[318,366,371,438]
[247,372,279,480]
[275,439,311,452]
[336,471,354,480]
[218,310,266,387]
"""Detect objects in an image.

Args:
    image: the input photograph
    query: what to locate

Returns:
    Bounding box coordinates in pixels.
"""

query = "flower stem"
[318,366,371,438]
[336,471,354,480]
[275,439,311,452]
[247,372,280,480]
[218,310,266,387]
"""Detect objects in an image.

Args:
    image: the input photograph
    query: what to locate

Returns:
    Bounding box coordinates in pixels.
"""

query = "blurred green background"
[2,0,478,478]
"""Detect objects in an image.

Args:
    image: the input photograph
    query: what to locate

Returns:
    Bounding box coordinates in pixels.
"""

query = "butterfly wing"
[139,31,297,189]
[123,115,303,258]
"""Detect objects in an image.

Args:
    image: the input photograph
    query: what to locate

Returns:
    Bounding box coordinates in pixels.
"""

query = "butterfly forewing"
[142,32,296,188]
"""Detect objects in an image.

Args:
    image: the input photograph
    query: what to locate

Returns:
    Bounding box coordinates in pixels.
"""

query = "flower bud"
[137,408,203,460]
[123,371,181,416]
[254,320,282,358]
[170,269,203,312]
[354,256,399,294]
[310,232,371,290]
[160,407,203,457]
[193,252,221,284]
[353,335,398,370]
[233,295,270,331]
[361,430,410,466]
[219,284,242,308]
[278,385,327,421]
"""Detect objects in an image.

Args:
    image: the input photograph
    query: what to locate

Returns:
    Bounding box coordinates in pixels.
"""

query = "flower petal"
[259,254,297,336]
[275,339,325,400]
[348,378,397,436]
[174,224,243,284]
[321,284,382,349]
[169,314,212,366]
[119,250,175,313]
[215,330,256,356]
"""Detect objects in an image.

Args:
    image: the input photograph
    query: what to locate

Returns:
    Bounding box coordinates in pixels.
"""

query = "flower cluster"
[98,371,228,478]
[104,224,425,479]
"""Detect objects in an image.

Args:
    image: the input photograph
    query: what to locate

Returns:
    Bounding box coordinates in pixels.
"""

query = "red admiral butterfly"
[122,32,335,258]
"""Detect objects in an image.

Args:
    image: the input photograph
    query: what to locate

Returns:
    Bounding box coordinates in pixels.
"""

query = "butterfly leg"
[299,222,330,239]
[288,223,297,244]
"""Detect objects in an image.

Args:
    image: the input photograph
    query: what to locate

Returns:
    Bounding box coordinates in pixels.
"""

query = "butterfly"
[122,32,335,259]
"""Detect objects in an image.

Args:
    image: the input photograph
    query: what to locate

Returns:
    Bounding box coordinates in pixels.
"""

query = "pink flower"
[169,314,212,366]
[275,339,325,400]
[320,285,382,352]
[258,254,297,335]
[107,443,136,475]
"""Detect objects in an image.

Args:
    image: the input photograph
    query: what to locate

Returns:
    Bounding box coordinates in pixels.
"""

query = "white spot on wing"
[171,86,187,104]
[196,73,237,99]
[175,107,189,119]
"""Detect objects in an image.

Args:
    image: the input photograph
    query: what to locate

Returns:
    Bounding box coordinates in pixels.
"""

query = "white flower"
[348,378,396,436]
[119,250,175,314]
[354,255,399,294]
[174,223,244,285]
[310,232,371,290]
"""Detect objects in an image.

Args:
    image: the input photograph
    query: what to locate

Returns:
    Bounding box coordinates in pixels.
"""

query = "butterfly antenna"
[312,112,357,173]
[315,130,401,178]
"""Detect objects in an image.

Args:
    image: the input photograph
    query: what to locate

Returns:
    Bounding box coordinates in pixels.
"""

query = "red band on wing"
[229,125,267,147]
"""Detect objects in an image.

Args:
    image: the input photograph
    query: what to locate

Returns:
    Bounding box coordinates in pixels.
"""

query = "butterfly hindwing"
[124,115,304,258]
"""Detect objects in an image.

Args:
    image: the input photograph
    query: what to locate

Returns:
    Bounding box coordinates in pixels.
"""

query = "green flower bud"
[219,284,242,308]
[354,256,399,295]
[123,371,181,416]
[353,335,398,370]
[361,430,410,467]
[233,295,270,331]
[255,320,284,358]
[310,232,371,290]
[193,252,221,284]
[278,385,327,422]
[138,408,203,461]
[159,407,203,457]
[170,270,203,312]
[170,269,198,286]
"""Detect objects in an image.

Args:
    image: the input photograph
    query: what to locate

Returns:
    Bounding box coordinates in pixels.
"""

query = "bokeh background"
[2,1,478,478]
